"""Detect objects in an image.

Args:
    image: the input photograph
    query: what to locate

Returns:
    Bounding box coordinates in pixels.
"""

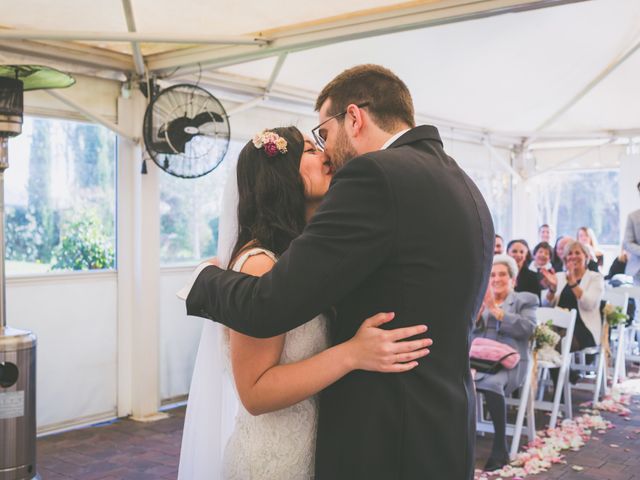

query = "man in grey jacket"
[623,181,640,284]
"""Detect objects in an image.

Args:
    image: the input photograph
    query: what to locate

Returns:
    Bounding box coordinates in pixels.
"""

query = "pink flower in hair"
[264,142,278,157]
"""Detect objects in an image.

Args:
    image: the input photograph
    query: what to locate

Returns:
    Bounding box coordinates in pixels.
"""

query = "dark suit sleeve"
[186,155,395,337]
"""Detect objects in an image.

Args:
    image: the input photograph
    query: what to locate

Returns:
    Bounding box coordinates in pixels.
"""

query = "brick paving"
[37,409,184,479]
[36,380,640,479]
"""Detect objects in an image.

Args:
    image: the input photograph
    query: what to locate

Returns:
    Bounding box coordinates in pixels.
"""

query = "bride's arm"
[231,253,431,416]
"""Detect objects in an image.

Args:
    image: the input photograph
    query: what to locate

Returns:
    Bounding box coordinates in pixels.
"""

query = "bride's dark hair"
[229,126,307,267]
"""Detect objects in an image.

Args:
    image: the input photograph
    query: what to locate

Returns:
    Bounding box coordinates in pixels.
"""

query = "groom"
[187,64,494,479]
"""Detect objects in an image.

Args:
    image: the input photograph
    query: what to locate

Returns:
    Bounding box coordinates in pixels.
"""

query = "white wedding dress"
[221,247,330,480]
[178,247,330,479]
[178,160,329,479]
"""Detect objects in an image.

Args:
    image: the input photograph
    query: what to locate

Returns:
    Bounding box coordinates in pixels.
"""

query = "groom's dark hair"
[315,64,415,132]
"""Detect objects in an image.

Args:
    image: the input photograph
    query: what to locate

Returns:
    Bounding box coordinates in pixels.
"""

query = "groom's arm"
[186,154,395,338]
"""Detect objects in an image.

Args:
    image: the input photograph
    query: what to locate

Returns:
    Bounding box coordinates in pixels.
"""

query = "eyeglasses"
[311,102,369,151]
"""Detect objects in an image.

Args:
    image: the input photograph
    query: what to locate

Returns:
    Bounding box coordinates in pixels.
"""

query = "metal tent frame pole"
[0,137,6,330]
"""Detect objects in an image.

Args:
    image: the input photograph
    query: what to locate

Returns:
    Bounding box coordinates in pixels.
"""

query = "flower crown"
[252,130,288,157]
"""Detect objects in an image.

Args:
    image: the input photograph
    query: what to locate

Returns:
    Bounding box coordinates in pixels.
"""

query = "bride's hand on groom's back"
[345,313,432,373]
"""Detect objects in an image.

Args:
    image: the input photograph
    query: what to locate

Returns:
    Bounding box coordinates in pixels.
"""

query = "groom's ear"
[344,103,365,137]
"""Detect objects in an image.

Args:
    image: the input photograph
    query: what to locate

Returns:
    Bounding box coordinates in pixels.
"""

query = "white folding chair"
[571,290,628,403]
[614,286,640,374]
[571,343,607,405]
[533,307,577,428]
[475,341,536,459]
[605,289,629,386]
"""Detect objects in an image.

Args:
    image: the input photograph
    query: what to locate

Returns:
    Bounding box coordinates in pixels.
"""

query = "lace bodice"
[222,248,330,480]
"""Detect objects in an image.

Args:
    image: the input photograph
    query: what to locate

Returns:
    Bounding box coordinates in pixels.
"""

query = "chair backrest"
[536,307,577,354]
[613,286,640,308]
[604,289,629,312]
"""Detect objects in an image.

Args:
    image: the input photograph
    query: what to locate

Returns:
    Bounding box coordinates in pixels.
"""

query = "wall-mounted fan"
[143,83,230,178]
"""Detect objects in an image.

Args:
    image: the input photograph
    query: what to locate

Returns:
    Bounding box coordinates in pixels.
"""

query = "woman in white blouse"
[540,240,604,350]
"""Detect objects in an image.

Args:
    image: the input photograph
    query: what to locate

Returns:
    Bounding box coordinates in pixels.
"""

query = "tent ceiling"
[1,0,639,144]
[219,0,639,136]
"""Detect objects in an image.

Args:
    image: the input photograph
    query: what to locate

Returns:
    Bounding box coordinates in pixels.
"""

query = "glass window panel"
[5,116,116,274]
[535,169,619,245]
[159,140,244,265]
[464,170,512,240]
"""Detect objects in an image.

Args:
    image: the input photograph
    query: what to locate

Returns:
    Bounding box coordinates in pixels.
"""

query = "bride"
[178,127,432,479]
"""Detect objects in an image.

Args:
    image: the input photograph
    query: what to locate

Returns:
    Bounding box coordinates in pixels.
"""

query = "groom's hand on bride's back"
[344,312,432,373]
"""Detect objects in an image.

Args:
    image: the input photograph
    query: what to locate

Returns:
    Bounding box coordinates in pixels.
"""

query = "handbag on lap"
[470,337,520,374]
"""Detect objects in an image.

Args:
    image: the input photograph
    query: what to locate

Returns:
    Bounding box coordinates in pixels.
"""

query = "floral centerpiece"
[602,303,628,327]
[533,320,562,367]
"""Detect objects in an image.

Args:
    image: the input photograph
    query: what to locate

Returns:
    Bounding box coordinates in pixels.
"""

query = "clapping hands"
[539,267,557,292]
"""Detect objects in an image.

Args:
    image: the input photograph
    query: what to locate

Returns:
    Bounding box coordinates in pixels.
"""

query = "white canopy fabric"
[1,0,639,145]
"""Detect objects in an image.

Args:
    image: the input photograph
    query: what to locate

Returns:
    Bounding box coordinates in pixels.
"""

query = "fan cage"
[143,83,230,179]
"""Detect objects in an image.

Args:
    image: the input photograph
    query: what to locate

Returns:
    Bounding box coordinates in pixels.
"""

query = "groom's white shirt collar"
[381,128,410,150]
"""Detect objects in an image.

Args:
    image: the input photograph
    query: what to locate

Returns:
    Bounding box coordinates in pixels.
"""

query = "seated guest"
[530,242,553,271]
[605,248,628,280]
[577,226,604,271]
[551,236,572,273]
[528,242,555,302]
[507,239,538,297]
[604,248,635,324]
[473,255,537,471]
[538,224,553,244]
[541,240,604,351]
[495,234,505,255]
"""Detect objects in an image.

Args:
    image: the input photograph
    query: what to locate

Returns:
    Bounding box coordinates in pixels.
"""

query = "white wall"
[6,272,118,433]
[5,267,206,432]
[159,267,205,401]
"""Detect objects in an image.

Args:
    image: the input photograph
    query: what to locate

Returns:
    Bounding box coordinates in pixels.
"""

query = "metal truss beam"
[532,33,640,137]
[121,0,145,76]
[0,39,133,72]
[0,29,267,46]
[146,0,585,74]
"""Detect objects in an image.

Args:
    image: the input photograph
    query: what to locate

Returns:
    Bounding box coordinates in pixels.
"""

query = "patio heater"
[0,66,74,480]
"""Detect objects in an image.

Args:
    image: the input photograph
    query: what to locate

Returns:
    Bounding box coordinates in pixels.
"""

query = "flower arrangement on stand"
[603,303,629,327]
[533,320,562,366]
[600,303,629,373]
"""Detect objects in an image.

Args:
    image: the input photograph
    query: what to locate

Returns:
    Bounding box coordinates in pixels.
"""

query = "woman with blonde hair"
[540,240,604,351]
[577,226,604,270]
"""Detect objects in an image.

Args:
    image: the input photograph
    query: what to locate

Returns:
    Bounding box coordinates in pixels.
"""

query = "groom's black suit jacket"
[187,126,494,480]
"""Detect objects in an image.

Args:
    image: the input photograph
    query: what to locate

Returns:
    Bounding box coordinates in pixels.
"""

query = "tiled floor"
[36,380,640,479]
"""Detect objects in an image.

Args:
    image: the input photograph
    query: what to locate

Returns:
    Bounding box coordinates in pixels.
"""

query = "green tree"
[203,217,219,257]
[51,209,115,271]
[5,206,38,261]
[27,119,58,262]
[65,122,116,236]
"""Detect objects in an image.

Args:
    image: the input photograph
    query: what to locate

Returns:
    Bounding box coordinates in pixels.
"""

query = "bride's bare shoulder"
[240,252,276,277]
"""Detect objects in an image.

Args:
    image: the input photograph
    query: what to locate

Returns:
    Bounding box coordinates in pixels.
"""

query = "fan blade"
[191,111,224,126]
[163,116,193,154]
